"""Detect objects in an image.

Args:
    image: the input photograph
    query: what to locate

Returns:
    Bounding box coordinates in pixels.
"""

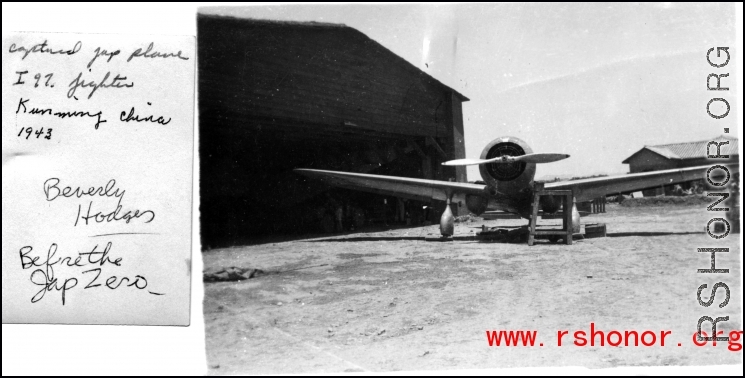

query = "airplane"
[294,136,739,239]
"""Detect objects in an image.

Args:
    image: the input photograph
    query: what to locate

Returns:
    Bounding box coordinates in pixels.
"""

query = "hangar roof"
[213,17,469,101]
[622,135,739,164]
[198,15,469,139]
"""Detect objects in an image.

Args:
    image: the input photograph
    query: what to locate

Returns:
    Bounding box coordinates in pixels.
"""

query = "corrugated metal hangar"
[622,135,738,173]
[198,15,469,247]
[622,135,738,196]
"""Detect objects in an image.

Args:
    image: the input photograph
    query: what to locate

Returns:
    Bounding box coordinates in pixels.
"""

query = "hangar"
[622,135,739,196]
[198,15,469,247]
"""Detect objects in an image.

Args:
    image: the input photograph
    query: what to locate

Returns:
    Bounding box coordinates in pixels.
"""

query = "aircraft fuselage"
[459,136,539,218]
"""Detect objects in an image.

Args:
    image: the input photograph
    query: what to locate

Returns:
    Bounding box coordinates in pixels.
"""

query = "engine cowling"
[478,136,536,197]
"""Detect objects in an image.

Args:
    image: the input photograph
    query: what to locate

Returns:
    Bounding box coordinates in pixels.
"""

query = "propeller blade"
[442,153,570,166]
[512,153,570,164]
[441,158,490,166]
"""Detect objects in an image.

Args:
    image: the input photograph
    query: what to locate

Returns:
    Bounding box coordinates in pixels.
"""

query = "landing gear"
[439,195,455,237]
[571,198,581,234]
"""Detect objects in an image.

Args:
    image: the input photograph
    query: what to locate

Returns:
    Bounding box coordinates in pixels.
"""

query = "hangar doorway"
[199,15,469,248]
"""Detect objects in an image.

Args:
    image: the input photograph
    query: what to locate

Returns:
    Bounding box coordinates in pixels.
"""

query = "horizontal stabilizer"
[442,153,570,166]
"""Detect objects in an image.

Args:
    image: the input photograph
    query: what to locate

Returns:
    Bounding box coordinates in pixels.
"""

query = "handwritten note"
[1,33,194,325]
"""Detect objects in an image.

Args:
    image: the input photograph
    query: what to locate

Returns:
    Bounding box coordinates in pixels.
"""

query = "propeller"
[442,153,570,167]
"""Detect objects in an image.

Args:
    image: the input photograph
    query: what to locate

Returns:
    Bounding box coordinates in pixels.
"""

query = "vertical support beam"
[528,183,543,246]
[566,193,574,245]
[447,92,467,183]
[421,155,438,223]
[528,194,539,246]
[421,155,433,180]
[440,91,468,216]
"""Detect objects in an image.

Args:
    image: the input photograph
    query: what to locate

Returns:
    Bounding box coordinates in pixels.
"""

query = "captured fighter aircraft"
[295,136,738,238]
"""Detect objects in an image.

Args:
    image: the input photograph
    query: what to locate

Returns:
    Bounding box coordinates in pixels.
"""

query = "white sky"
[203,3,739,181]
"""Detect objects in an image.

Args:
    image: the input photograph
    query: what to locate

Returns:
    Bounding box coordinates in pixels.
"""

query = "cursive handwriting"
[44,178,125,206]
[16,97,107,129]
[127,42,189,62]
[120,103,171,125]
[75,201,156,226]
[87,46,121,69]
[19,242,162,305]
[9,40,82,60]
[67,71,134,100]
[43,178,155,226]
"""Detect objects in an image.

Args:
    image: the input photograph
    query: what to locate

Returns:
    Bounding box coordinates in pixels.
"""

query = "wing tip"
[293,168,318,177]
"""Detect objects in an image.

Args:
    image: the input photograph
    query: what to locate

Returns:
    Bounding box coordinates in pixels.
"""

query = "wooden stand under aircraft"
[296,136,739,245]
[527,183,576,246]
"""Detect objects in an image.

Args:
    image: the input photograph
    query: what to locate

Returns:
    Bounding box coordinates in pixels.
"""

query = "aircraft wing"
[545,164,739,202]
[294,168,487,202]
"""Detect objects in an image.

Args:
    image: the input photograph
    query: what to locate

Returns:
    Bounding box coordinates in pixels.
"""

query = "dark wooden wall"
[198,15,469,247]
[198,15,467,140]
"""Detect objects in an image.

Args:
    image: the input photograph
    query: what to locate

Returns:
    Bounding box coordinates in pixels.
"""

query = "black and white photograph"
[1,2,742,376]
[198,3,741,375]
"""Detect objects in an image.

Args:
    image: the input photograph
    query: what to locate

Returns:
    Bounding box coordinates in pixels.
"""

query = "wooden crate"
[584,223,607,238]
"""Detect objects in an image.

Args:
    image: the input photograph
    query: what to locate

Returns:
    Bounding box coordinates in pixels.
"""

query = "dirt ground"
[202,204,742,374]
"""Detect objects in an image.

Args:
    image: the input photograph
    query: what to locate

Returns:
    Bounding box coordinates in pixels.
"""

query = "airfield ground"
[202,203,742,374]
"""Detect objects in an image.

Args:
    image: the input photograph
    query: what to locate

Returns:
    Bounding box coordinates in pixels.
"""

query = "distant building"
[622,135,739,196]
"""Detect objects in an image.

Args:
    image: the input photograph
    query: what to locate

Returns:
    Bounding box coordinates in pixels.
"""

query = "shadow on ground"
[606,231,706,238]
